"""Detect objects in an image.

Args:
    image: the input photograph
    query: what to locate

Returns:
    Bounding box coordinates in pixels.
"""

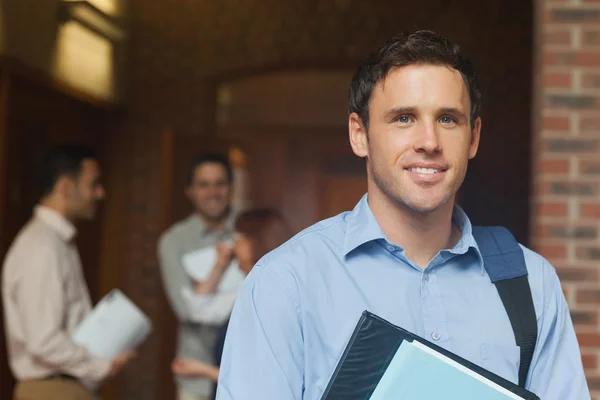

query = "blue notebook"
[320,311,539,400]
[369,340,522,399]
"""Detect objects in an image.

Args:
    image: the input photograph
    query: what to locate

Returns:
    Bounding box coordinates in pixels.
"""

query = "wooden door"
[218,127,367,232]
[320,175,367,220]
[281,133,367,232]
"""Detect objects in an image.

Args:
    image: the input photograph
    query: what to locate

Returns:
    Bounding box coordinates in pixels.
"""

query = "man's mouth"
[406,167,443,175]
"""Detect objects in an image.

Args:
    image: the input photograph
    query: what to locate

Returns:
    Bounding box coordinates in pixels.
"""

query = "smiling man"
[217,31,589,400]
[158,153,237,400]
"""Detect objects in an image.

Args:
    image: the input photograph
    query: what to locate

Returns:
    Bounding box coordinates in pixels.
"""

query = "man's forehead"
[195,163,227,175]
[193,172,229,185]
[81,158,100,173]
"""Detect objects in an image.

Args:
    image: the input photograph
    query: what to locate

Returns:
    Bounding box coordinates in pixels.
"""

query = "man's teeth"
[408,167,441,174]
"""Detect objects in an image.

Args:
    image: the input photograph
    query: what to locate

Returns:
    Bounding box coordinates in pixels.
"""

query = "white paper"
[181,246,246,292]
[180,286,239,325]
[72,289,152,359]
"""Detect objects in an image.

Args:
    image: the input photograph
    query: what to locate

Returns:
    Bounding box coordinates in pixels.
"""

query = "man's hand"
[194,242,234,295]
[108,350,136,378]
[172,358,219,381]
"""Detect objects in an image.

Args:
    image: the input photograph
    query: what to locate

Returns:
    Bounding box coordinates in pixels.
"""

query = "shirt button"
[387,245,395,252]
[431,332,441,341]
[423,273,429,282]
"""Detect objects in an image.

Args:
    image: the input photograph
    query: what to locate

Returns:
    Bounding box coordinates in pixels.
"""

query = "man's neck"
[39,198,74,223]
[368,193,460,269]
[195,211,228,232]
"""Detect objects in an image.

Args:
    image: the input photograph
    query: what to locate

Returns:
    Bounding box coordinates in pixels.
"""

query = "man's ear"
[349,113,368,158]
[469,117,482,159]
[55,175,74,197]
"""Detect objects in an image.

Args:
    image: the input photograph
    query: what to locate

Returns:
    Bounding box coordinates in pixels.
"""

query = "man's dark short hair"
[37,145,97,198]
[349,30,482,130]
[187,153,233,186]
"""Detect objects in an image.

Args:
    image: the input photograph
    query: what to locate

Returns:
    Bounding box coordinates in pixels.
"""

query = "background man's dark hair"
[187,153,233,186]
[37,145,98,198]
[349,30,482,130]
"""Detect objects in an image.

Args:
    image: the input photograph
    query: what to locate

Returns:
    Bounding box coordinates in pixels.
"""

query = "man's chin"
[396,193,453,215]
[199,208,229,222]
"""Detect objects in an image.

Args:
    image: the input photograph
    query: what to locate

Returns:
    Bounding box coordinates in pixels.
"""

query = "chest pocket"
[480,342,521,384]
[450,338,520,385]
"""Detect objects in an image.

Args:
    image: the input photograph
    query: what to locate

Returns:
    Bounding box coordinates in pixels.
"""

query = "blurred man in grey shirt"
[158,153,236,400]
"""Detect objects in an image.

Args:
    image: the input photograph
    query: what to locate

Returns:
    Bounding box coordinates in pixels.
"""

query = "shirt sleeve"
[216,264,304,400]
[157,234,194,321]
[17,245,111,382]
[526,261,590,399]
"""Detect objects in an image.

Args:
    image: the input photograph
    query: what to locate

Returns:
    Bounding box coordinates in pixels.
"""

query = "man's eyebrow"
[439,107,468,120]
[383,107,417,120]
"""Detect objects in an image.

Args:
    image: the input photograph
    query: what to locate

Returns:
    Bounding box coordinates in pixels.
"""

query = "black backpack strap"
[472,226,538,388]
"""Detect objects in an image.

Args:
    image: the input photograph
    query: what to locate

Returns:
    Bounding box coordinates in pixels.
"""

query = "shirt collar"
[35,205,76,242]
[450,204,485,274]
[343,195,484,273]
[342,194,387,255]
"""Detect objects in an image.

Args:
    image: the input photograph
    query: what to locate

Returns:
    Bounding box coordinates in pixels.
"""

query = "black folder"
[320,311,540,400]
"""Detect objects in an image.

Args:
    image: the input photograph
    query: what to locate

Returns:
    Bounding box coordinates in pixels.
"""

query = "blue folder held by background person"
[320,311,540,400]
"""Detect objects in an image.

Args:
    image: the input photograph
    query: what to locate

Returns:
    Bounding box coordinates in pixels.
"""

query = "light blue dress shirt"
[217,194,590,400]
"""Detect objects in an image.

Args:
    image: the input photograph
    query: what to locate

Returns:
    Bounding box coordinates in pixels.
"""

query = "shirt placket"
[421,271,449,348]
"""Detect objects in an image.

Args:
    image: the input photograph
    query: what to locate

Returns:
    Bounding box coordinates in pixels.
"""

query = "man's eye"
[397,116,411,123]
[440,116,456,124]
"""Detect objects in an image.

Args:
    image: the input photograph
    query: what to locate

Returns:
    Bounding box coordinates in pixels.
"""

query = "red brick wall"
[119,1,534,398]
[533,0,600,397]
